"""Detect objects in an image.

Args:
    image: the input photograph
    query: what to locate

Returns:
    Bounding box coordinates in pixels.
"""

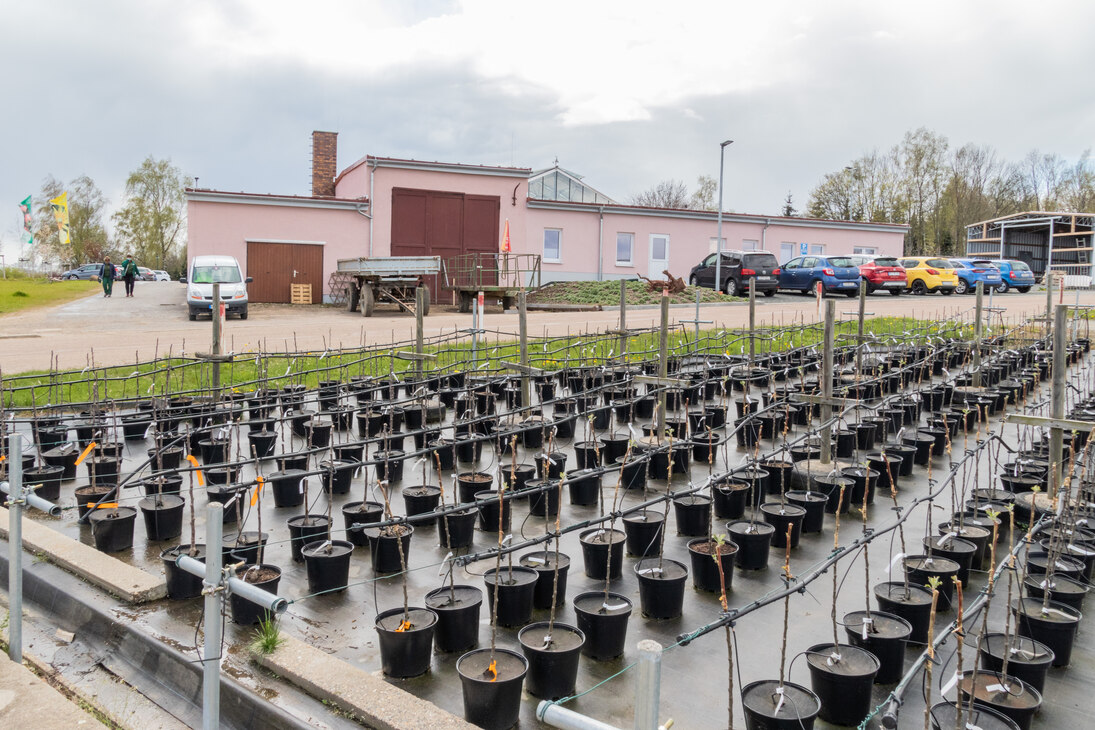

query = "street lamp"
[715,140,733,295]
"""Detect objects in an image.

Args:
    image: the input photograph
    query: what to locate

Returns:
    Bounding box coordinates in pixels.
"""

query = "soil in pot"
[342,500,383,546]
[904,555,961,610]
[483,566,539,628]
[622,510,665,557]
[1022,573,1088,611]
[230,564,281,625]
[288,514,332,562]
[979,632,1054,693]
[161,544,206,599]
[761,503,806,549]
[457,471,494,503]
[958,672,1041,730]
[805,643,880,726]
[727,520,774,570]
[75,485,116,520]
[457,648,527,730]
[364,524,414,574]
[928,702,1020,730]
[374,607,438,678]
[741,680,821,730]
[687,538,737,593]
[301,539,354,594]
[519,550,570,609]
[139,494,184,541]
[923,535,978,586]
[843,610,912,684]
[573,591,632,660]
[425,585,482,653]
[1011,597,1081,667]
[518,622,585,700]
[579,528,625,580]
[633,557,687,619]
[89,507,138,552]
[874,581,933,644]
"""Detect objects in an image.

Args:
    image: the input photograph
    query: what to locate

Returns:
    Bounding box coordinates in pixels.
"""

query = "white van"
[186,255,252,320]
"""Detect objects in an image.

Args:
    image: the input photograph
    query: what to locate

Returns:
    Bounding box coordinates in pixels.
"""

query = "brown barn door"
[246,242,324,303]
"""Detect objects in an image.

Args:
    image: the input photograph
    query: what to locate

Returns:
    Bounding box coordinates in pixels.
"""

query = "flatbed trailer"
[442,252,542,312]
[335,256,440,317]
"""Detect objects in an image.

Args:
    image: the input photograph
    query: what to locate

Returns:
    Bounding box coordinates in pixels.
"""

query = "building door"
[780,242,795,263]
[649,234,669,276]
[245,241,323,303]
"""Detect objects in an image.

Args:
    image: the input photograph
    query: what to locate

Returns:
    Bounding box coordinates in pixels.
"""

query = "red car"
[848,255,906,296]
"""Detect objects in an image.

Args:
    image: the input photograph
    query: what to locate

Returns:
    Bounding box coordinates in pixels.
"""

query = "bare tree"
[630,180,690,209]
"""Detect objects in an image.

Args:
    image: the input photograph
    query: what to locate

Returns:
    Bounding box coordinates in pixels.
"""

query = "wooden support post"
[973,281,983,388]
[820,299,835,464]
[619,279,628,363]
[657,290,669,437]
[1051,304,1067,509]
[856,279,866,381]
[519,290,530,408]
[748,283,756,364]
[415,287,426,380]
[211,282,222,394]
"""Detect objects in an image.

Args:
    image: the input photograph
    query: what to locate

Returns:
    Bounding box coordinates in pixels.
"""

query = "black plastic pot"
[85,455,120,486]
[929,702,1020,730]
[483,566,538,628]
[634,557,687,619]
[687,538,737,593]
[526,479,562,518]
[728,520,774,570]
[301,539,353,594]
[161,544,206,599]
[374,606,437,678]
[89,507,137,552]
[614,455,648,490]
[518,622,585,700]
[365,524,414,574]
[1011,597,1081,667]
[474,490,512,532]
[622,510,665,557]
[841,466,878,507]
[141,473,182,496]
[230,565,281,625]
[843,610,912,684]
[139,494,184,541]
[904,555,961,611]
[457,648,527,730]
[247,430,278,458]
[42,445,80,481]
[813,474,854,514]
[567,469,601,506]
[457,471,495,503]
[924,535,977,586]
[403,485,442,524]
[341,500,382,546]
[761,503,806,549]
[288,514,331,562]
[978,632,1054,693]
[519,550,570,609]
[437,508,477,549]
[874,581,933,644]
[75,485,116,520]
[1022,573,1089,611]
[672,495,711,537]
[805,643,879,726]
[785,491,827,533]
[23,465,64,502]
[425,585,482,653]
[958,672,1041,730]
[741,680,821,730]
[268,469,306,508]
[573,591,632,661]
[713,481,750,520]
[579,528,625,580]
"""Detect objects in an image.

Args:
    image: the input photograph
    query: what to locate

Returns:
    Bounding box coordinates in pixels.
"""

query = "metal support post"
[518,291,531,408]
[820,300,835,464]
[973,281,983,388]
[657,292,669,437]
[415,288,426,381]
[693,288,701,351]
[6,433,23,662]
[211,282,222,393]
[748,283,756,364]
[1051,304,1067,508]
[635,640,663,730]
[1045,273,1054,338]
[618,279,628,363]
[202,502,224,730]
[855,280,866,381]
[471,295,479,371]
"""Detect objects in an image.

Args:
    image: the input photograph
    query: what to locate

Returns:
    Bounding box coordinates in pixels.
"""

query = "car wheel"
[764,289,776,298]
[1017,287,1031,293]
[188,311,196,321]
[688,275,698,286]
[941,289,953,296]
[955,279,968,295]
[996,281,1009,294]
[845,290,857,298]
[889,289,902,296]
[911,280,927,296]
[725,278,738,297]
[240,311,248,320]
[67,274,78,280]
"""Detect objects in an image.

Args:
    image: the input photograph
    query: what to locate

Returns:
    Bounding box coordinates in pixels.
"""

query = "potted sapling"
[161,460,206,599]
[231,467,282,625]
[632,430,688,620]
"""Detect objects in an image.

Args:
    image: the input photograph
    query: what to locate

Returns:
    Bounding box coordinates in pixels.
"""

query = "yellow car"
[898,256,958,295]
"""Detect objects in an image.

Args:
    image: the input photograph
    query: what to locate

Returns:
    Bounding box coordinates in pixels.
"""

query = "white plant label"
[887,552,906,575]
[940,671,959,696]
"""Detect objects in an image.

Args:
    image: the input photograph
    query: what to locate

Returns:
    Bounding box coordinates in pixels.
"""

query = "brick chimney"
[311,131,338,197]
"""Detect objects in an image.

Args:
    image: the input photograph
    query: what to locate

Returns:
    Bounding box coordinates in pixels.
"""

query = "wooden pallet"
[290,283,312,305]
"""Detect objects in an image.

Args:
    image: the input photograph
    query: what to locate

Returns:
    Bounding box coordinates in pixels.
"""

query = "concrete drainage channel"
[1,287,1094,729]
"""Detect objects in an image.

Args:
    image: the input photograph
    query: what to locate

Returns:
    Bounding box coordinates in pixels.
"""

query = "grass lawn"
[0,278,99,315]
[528,280,743,306]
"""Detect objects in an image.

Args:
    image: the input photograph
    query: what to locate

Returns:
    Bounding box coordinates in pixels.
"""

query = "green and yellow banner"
[50,192,70,245]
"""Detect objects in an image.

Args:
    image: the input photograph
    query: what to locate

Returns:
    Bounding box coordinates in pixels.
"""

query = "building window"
[543,229,562,262]
[809,243,825,255]
[709,237,726,254]
[616,233,634,265]
[742,239,759,251]
[650,234,669,262]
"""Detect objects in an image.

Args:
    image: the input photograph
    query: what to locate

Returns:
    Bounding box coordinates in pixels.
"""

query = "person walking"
[99,257,115,297]
[121,254,139,297]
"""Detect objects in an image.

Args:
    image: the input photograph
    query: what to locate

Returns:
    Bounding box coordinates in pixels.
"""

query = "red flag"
[501,219,511,253]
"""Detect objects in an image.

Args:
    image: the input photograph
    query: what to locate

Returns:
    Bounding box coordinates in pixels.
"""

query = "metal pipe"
[519,291,531,407]
[714,140,733,295]
[0,479,62,517]
[820,299,835,464]
[657,293,669,436]
[211,283,222,393]
[7,433,23,662]
[368,159,377,256]
[226,574,289,616]
[538,702,622,730]
[203,502,223,730]
[973,281,983,387]
[635,640,663,730]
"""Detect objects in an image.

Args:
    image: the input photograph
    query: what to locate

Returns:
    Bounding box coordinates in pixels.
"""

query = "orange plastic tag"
[251,476,265,506]
[75,442,98,466]
[487,659,498,681]
[95,502,120,509]
[0,455,6,463]
[185,454,205,486]
[394,620,412,633]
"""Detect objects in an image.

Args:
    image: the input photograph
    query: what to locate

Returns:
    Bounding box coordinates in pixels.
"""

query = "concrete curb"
[251,635,476,730]
[0,507,165,603]
[0,650,103,728]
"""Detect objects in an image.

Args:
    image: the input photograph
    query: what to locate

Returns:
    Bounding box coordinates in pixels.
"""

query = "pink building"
[187,132,908,303]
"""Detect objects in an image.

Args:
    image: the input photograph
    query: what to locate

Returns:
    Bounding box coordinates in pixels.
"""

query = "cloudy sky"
[3,0,1094,263]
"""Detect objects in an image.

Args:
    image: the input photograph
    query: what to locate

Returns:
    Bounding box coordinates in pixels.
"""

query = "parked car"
[61,264,103,280]
[138,266,156,281]
[993,259,1036,293]
[152,270,171,282]
[847,255,906,296]
[949,259,1002,295]
[898,257,957,295]
[688,250,779,297]
[187,255,252,320]
[777,255,863,296]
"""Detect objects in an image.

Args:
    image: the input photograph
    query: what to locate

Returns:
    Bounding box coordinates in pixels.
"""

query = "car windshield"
[926,258,953,269]
[191,265,242,284]
[1012,261,1031,271]
[874,257,899,267]
[742,253,778,268]
[828,257,855,268]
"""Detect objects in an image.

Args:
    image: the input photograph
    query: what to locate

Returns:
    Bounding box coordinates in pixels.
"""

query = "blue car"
[993,259,1036,293]
[777,255,863,296]
[949,259,1003,295]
